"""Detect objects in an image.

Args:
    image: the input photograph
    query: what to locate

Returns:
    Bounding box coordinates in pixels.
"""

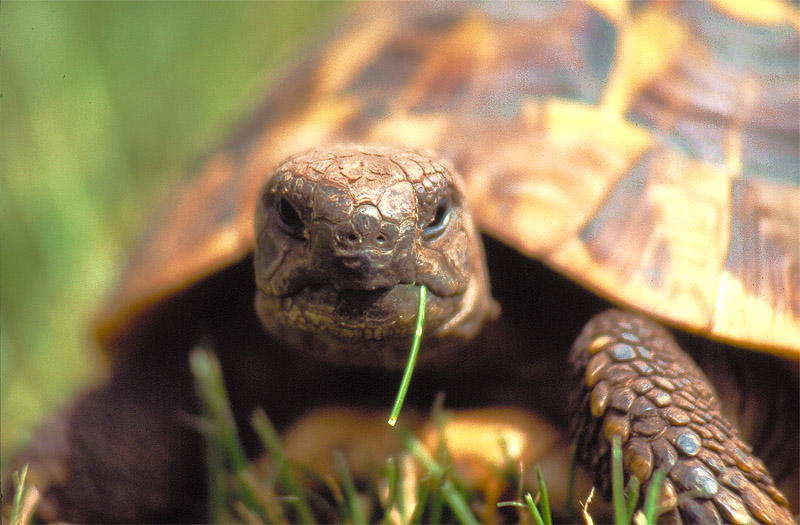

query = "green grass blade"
[498,497,524,524]
[190,348,249,470]
[408,476,430,524]
[334,451,367,525]
[625,475,641,523]
[204,415,228,523]
[643,468,667,523]
[496,501,526,508]
[381,456,399,524]
[388,285,427,426]
[427,473,444,525]
[524,492,545,525]
[535,465,552,525]
[190,347,263,520]
[441,480,478,525]
[405,435,478,524]
[405,434,441,478]
[10,464,29,525]
[251,408,315,524]
[611,436,628,525]
[396,455,409,524]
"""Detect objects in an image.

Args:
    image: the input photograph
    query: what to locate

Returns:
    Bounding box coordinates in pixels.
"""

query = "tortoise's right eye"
[275,196,305,239]
[422,198,451,241]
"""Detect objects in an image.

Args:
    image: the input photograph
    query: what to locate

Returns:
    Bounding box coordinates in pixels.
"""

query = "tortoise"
[9,1,799,523]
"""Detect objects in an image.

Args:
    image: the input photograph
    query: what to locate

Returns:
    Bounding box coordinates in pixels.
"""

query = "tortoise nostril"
[347,233,359,243]
[376,233,387,244]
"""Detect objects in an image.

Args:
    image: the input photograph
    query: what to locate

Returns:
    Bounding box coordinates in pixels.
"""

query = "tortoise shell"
[94,1,800,357]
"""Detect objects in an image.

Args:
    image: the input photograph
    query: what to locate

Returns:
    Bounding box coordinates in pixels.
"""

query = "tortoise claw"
[569,310,794,524]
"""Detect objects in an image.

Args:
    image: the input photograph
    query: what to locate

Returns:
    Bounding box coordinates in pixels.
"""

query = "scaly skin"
[570,310,794,524]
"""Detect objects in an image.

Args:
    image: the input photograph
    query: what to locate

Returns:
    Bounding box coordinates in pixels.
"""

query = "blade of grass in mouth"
[387,284,427,426]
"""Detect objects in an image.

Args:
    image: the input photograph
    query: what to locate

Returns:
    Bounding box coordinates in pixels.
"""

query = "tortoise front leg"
[569,310,794,524]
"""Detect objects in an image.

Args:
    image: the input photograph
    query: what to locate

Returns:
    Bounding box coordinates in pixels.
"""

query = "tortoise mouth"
[256,280,461,367]
[255,275,467,367]
[288,283,420,328]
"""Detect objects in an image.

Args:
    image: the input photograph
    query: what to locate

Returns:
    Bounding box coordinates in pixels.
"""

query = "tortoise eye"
[423,198,450,240]
[275,196,305,239]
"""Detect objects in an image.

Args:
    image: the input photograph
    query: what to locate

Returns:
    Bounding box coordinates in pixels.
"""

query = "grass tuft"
[609,436,667,525]
[189,345,666,524]
[190,347,266,522]
[497,465,552,525]
[251,408,314,524]
[334,451,368,524]
[404,433,479,524]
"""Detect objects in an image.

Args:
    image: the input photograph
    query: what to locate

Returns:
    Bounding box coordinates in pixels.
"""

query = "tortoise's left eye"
[275,196,305,239]
[423,198,450,240]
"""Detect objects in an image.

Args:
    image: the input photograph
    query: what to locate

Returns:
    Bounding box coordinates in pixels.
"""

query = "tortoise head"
[254,144,497,368]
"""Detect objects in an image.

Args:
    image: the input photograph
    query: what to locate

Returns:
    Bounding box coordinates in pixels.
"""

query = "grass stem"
[405,434,478,524]
[388,285,427,426]
[611,436,627,525]
[643,468,667,523]
[251,408,314,524]
[524,493,545,525]
[190,347,263,521]
[334,451,367,524]
[535,465,551,525]
[10,465,30,525]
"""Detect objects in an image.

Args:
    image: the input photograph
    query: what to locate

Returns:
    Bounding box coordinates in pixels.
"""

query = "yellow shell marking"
[712,181,800,354]
[315,9,396,97]
[544,99,652,156]
[475,98,653,254]
[601,4,690,116]
[724,76,760,177]
[710,0,800,32]
[715,272,800,354]
[580,0,629,24]
[367,112,451,152]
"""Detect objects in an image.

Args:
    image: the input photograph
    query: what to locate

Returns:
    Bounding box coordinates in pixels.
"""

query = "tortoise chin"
[254,283,461,368]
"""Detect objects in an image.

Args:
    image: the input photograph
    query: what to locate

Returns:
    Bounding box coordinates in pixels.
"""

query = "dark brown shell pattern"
[95,0,800,359]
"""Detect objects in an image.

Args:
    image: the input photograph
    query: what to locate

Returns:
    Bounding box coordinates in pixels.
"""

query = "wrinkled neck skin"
[253,145,498,369]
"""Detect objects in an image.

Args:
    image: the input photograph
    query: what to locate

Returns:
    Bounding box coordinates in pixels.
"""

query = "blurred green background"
[1,1,343,461]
